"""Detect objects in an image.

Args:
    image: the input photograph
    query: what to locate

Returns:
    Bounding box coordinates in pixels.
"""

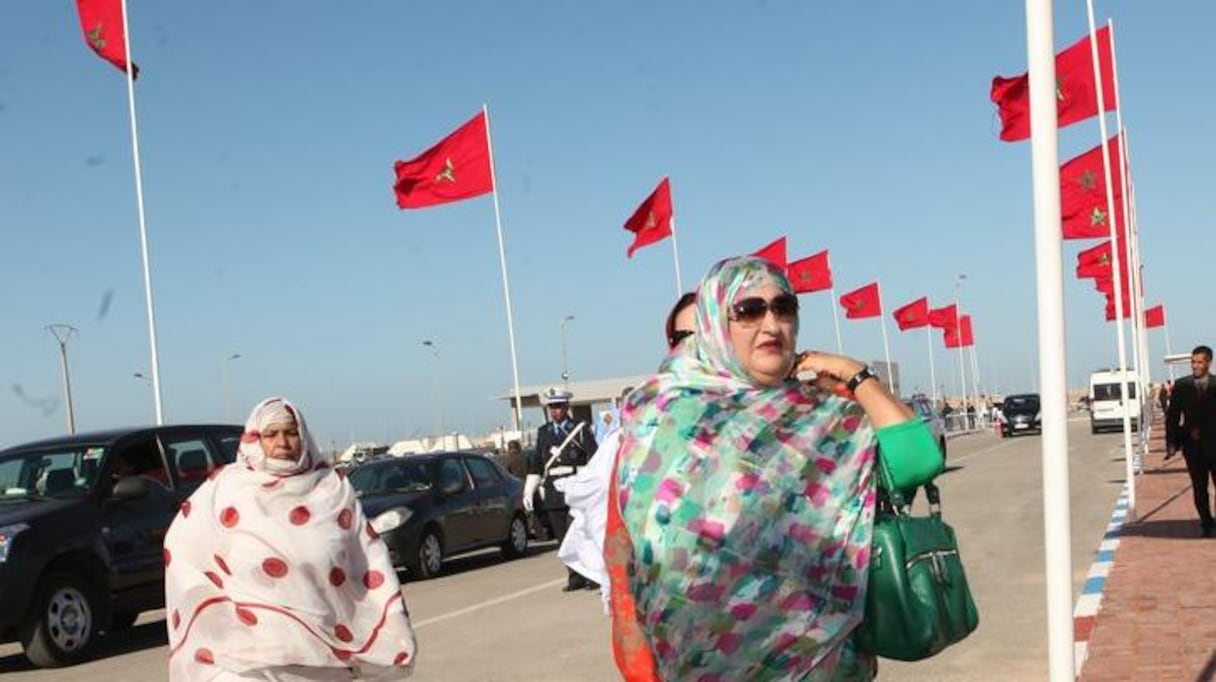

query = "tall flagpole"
[1025,1,1075,677]
[1109,21,1152,455]
[828,287,844,354]
[876,282,895,393]
[954,283,971,431]
[119,0,164,425]
[1163,308,1176,381]
[970,343,984,422]
[482,104,524,431]
[1086,1,1135,516]
[669,215,684,297]
[926,325,939,409]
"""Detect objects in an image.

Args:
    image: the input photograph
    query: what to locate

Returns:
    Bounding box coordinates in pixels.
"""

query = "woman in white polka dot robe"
[164,397,417,680]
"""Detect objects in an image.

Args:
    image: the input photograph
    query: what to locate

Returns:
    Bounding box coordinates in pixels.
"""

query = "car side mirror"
[111,476,149,501]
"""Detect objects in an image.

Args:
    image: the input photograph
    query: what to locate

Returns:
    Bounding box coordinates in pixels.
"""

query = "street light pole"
[46,324,78,434]
[422,341,444,445]
[224,353,242,422]
[560,315,575,387]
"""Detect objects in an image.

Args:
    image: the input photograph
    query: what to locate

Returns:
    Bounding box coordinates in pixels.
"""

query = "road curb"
[1071,481,1129,678]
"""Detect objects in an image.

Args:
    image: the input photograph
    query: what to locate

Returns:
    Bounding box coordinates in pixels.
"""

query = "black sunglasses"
[667,329,694,349]
[730,294,799,325]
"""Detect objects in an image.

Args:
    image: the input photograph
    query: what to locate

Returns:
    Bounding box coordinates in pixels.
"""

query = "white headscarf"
[164,397,417,680]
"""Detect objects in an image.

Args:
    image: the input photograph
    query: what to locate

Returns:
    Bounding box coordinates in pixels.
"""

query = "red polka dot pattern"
[289,506,311,525]
[335,649,353,662]
[337,508,353,530]
[205,571,224,589]
[363,570,385,590]
[195,648,215,664]
[220,507,240,528]
[334,624,353,642]
[213,555,231,575]
[180,500,192,517]
[394,651,411,666]
[366,521,379,540]
[236,607,258,626]
[329,567,346,587]
[262,557,289,578]
[171,610,181,629]
[163,548,171,566]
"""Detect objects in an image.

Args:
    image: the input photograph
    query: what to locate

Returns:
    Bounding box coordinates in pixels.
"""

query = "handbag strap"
[878,449,943,517]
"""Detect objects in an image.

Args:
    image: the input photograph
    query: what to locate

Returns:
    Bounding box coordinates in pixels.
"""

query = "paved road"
[0,419,1125,680]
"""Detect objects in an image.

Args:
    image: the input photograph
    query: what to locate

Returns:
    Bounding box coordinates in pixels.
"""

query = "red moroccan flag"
[786,250,832,293]
[839,282,881,320]
[752,237,788,270]
[623,178,674,258]
[990,26,1117,142]
[394,112,494,209]
[944,315,975,348]
[1104,294,1132,321]
[1076,240,1114,279]
[893,297,930,331]
[1060,136,1125,240]
[927,304,960,330]
[1144,304,1165,329]
[76,0,138,78]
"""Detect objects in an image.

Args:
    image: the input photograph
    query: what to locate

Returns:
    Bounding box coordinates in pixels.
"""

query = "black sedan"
[349,452,529,579]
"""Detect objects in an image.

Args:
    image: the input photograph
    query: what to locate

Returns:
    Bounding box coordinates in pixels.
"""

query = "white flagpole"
[482,104,524,431]
[953,296,970,431]
[669,215,685,297]
[1025,1,1075,677]
[876,282,895,394]
[1086,2,1136,516]
[829,287,844,354]
[118,0,164,425]
[926,325,939,409]
[1164,308,1176,381]
[970,342,984,425]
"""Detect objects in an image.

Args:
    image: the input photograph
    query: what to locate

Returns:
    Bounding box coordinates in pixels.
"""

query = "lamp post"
[46,324,78,434]
[224,353,241,422]
[954,275,971,431]
[421,341,444,445]
[560,315,575,387]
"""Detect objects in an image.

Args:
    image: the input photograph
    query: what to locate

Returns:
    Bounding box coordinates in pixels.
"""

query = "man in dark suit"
[1166,345,1216,537]
[523,386,598,590]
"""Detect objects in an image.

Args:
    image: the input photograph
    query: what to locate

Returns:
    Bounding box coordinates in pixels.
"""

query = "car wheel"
[501,514,529,559]
[409,528,444,580]
[20,572,100,668]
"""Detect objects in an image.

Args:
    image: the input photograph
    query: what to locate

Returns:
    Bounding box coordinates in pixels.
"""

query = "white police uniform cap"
[541,387,574,406]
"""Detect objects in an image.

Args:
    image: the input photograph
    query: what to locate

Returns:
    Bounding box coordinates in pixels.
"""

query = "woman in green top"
[613,255,939,681]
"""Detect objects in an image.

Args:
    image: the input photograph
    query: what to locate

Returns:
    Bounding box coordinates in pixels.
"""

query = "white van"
[1089,369,1140,434]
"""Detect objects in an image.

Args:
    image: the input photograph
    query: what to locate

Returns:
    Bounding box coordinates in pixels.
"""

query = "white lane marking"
[411,578,568,629]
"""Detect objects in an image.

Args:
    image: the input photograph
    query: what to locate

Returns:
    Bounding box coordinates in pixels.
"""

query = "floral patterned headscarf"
[615,256,878,681]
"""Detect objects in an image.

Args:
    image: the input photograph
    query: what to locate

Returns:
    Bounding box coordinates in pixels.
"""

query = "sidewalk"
[1078,421,1216,680]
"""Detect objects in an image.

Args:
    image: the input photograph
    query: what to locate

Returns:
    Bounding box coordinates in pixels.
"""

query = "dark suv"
[1001,394,1042,437]
[0,424,241,667]
[350,451,528,580]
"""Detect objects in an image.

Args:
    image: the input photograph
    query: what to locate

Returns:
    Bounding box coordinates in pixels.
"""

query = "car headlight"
[370,507,413,534]
[0,523,29,563]
[1035,412,1042,422]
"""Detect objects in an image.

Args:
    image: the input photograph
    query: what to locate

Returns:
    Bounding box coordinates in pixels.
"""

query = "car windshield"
[1093,382,1136,401]
[903,400,935,421]
[348,461,431,494]
[1004,396,1040,410]
[0,445,106,500]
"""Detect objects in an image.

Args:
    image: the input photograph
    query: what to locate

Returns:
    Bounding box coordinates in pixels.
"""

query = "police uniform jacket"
[528,418,597,510]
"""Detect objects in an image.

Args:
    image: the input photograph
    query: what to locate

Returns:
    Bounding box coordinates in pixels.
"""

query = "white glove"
[523,474,541,512]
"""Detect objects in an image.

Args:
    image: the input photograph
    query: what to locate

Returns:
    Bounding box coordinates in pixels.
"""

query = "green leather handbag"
[855,480,979,661]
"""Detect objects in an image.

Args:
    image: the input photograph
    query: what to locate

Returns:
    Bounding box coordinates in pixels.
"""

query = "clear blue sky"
[3,2,1213,449]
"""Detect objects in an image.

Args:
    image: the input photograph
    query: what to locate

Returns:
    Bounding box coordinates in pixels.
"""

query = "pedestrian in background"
[1166,346,1216,537]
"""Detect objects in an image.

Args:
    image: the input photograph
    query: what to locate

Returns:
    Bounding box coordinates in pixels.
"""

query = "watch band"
[845,366,878,392]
